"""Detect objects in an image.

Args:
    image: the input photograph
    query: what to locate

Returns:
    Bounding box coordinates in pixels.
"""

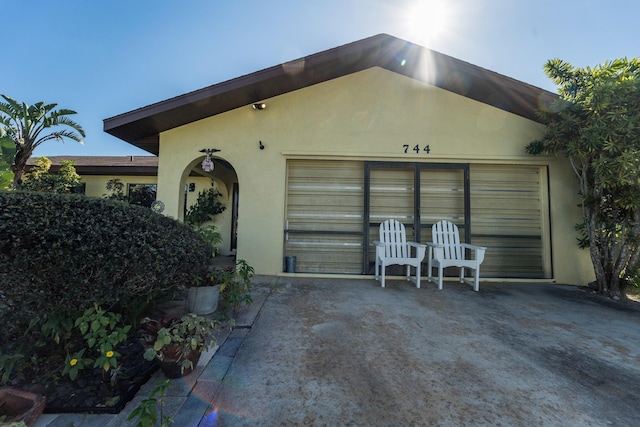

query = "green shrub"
[0,191,211,343]
[184,187,225,226]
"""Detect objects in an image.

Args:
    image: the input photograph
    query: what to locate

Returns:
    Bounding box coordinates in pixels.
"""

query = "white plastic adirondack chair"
[426,220,486,291]
[374,220,426,288]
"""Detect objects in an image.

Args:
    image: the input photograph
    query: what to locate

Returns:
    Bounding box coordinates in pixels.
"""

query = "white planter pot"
[186,285,221,315]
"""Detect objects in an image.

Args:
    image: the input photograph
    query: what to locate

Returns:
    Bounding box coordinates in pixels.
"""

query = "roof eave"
[104,34,555,155]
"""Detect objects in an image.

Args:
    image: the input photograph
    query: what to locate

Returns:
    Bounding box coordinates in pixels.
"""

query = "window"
[128,184,157,208]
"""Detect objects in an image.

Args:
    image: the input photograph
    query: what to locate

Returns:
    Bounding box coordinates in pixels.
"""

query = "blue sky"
[2,0,638,157]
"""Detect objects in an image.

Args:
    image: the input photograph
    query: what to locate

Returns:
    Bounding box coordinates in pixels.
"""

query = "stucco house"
[94,34,591,284]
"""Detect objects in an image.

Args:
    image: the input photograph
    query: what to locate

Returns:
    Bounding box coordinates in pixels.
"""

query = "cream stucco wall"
[156,67,593,285]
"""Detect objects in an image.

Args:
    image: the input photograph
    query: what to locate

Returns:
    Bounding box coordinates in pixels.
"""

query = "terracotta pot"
[157,345,202,378]
[0,387,45,426]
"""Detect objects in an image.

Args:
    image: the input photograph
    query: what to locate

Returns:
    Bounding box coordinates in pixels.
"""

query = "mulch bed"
[43,338,157,414]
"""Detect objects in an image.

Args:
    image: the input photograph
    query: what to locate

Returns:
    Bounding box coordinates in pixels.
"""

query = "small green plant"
[0,351,25,383]
[127,379,174,427]
[218,259,255,318]
[140,314,230,374]
[75,304,132,372]
[194,224,223,257]
[47,305,132,380]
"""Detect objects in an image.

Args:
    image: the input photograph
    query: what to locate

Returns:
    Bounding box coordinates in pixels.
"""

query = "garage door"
[470,164,551,278]
[285,160,551,278]
[284,160,364,273]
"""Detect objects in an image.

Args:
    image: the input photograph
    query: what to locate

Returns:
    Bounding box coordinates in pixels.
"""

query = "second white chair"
[426,220,486,291]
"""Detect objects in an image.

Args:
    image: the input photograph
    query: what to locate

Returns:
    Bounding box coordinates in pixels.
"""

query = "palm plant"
[0,94,85,189]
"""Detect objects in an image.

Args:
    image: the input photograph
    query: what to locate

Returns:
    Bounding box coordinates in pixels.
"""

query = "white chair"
[374,220,426,288]
[426,220,486,291]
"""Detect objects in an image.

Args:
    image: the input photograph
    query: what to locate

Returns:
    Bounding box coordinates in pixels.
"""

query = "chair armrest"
[407,242,427,260]
[461,243,487,251]
[461,243,487,263]
[407,242,426,249]
[425,242,444,260]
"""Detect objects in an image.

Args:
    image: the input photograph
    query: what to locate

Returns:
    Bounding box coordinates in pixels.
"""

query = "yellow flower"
[70,358,78,366]
[106,351,114,358]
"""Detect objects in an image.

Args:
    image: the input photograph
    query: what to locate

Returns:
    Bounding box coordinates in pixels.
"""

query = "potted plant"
[185,224,225,314]
[139,314,229,378]
[186,273,222,315]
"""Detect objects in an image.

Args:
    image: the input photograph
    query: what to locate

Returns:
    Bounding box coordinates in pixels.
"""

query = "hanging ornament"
[199,148,220,172]
[201,156,214,172]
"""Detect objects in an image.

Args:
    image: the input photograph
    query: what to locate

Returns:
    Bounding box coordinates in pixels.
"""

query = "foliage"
[0,191,211,347]
[70,305,131,378]
[0,305,132,385]
[140,314,230,373]
[0,94,85,189]
[184,186,226,226]
[127,380,174,427]
[0,136,15,189]
[20,156,82,193]
[212,259,255,318]
[194,224,223,257]
[104,177,127,201]
[526,57,640,297]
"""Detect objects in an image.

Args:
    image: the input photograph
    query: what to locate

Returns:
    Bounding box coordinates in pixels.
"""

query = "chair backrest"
[432,220,463,260]
[380,220,409,258]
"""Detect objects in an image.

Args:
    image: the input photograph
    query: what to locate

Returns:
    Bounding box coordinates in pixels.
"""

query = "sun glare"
[403,0,455,46]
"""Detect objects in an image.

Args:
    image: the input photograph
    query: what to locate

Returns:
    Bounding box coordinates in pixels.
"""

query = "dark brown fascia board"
[71,166,158,176]
[104,34,556,155]
[27,156,159,176]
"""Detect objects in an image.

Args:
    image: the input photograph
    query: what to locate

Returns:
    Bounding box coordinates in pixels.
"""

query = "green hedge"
[0,191,210,341]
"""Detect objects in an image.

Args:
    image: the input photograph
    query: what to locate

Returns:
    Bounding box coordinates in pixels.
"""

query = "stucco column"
[156,143,193,221]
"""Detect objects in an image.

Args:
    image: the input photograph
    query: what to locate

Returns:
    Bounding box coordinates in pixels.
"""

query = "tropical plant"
[526,57,640,298]
[0,94,85,189]
[185,185,226,226]
[0,136,15,189]
[194,224,223,257]
[213,259,255,318]
[21,156,81,193]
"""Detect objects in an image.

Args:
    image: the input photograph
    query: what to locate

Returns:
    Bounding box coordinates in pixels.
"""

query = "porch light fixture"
[259,140,265,150]
[199,148,220,172]
[252,103,266,110]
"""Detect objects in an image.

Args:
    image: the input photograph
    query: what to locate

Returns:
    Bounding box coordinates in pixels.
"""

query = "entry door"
[364,162,469,273]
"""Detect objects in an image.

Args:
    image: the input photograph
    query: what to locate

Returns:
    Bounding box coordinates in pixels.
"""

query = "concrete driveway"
[209,277,640,426]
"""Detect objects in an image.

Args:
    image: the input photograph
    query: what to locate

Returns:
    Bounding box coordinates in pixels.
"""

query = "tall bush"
[0,191,211,342]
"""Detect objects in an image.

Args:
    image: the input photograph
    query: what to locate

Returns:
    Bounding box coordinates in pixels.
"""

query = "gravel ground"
[210,278,640,426]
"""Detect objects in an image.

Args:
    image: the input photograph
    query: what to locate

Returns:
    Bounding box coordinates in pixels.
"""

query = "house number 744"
[403,144,431,154]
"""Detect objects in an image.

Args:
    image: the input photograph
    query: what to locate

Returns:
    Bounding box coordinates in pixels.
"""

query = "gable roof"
[104,33,556,155]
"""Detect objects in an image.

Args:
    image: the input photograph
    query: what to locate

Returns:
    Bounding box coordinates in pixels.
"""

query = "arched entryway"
[179,156,239,256]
